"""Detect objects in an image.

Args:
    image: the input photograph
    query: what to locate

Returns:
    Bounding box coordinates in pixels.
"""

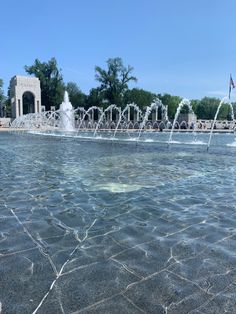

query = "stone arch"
[23,91,35,114]
[10,76,41,119]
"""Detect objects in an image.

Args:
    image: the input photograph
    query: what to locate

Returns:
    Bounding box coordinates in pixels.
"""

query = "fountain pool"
[1,130,236,313]
[10,93,236,152]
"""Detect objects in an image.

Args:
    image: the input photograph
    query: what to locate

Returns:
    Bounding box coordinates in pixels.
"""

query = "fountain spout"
[59,91,75,131]
[64,90,70,103]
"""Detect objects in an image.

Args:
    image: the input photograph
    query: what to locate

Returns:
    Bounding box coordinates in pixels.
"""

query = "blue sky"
[1,0,236,100]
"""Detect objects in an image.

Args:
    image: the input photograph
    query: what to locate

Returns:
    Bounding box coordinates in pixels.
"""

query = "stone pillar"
[20,99,23,116]
[134,110,138,122]
[81,108,85,120]
[127,107,130,121]
[165,105,168,121]
[116,107,121,122]
[110,107,113,122]
[151,111,155,122]
[37,100,40,113]
[98,107,103,121]
[17,99,20,117]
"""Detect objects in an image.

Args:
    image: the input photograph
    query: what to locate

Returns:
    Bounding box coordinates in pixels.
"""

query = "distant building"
[178,113,197,124]
[10,76,41,119]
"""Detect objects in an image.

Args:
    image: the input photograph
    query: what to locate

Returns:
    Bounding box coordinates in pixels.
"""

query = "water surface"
[1,131,236,313]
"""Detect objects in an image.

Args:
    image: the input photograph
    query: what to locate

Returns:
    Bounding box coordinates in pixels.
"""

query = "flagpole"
[229,74,231,99]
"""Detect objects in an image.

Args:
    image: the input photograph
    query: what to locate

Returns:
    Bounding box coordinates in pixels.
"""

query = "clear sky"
[1,0,236,100]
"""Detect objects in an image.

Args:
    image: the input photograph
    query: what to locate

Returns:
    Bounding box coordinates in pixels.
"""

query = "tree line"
[0,57,236,120]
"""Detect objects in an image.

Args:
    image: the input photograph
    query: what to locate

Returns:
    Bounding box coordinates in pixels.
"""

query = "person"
[190,122,194,129]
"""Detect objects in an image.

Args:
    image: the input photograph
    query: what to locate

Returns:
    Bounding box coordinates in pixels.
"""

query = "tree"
[123,88,157,109]
[0,79,5,104]
[157,94,182,119]
[0,79,7,117]
[192,97,232,120]
[25,58,64,110]
[66,82,87,109]
[95,57,137,107]
[232,102,236,119]
[0,80,11,118]
[191,99,200,115]
[193,97,220,120]
[86,88,105,109]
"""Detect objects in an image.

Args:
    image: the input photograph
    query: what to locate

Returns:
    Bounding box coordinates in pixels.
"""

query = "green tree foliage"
[0,79,5,104]
[95,57,137,107]
[193,97,219,120]
[0,79,9,117]
[86,88,105,109]
[191,97,233,120]
[3,85,11,117]
[25,58,64,110]
[232,102,236,118]
[66,82,87,109]
[190,99,200,114]
[157,94,182,119]
[6,55,235,122]
[123,88,157,109]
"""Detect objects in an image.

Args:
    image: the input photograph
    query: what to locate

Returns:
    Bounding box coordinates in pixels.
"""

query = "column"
[110,107,113,122]
[127,107,130,121]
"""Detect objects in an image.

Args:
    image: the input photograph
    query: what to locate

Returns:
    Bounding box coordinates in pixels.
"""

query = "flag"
[229,74,235,99]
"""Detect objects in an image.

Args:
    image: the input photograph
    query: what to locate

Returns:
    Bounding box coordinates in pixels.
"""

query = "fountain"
[10,96,169,136]
[10,93,236,150]
[93,104,121,137]
[207,97,235,150]
[2,123,236,313]
[3,92,236,314]
[168,98,194,145]
[59,91,75,131]
[138,99,168,140]
[113,103,143,139]
[75,106,103,133]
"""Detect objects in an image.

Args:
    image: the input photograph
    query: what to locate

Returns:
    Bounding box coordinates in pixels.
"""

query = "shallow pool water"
[1,131,236,313]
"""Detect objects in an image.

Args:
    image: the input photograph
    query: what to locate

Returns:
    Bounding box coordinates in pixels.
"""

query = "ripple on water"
[0,133,236,313]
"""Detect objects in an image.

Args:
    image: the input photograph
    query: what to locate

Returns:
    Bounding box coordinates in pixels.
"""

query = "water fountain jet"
[207,97,235,150]
[59,91,75,131]
[168,98,194,146]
